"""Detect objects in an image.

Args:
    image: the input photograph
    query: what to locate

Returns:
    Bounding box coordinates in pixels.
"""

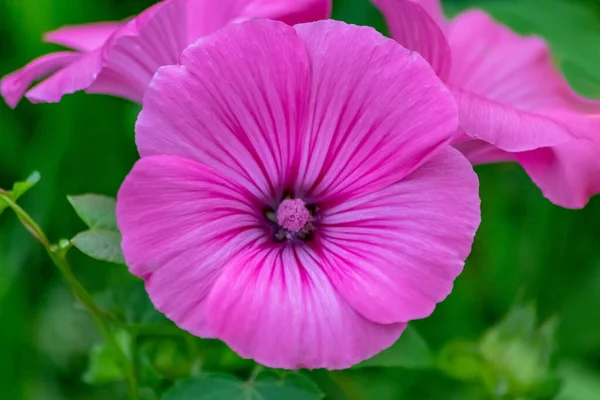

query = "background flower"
[373,0,600,208]
[1,0,331,107]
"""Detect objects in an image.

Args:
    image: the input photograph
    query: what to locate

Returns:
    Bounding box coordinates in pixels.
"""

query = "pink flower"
[373,0,600,208]
[1,0,330,108]
[116,19,480,369]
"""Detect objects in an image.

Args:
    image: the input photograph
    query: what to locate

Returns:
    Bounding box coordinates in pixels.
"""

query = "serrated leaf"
[72,229,125,264]
[353,326,433,369]
[162,372,324,400]
[68,194,118,230]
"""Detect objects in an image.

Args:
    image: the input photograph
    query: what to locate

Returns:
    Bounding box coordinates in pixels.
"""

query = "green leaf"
[68,194,118,230]
[162,372,324,400]
[438,342,490,382]
[557,362,600,400]
[438,303,560,400]
[95,280,167,325]
[0,171,41,216]
[138,338,191,382]
[83,330,131,384]
[353,326,434,369]
[72,229,125,264]
[11,171,41,199]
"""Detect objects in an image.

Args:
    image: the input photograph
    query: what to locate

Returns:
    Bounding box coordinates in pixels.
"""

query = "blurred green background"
[1,0,600,399]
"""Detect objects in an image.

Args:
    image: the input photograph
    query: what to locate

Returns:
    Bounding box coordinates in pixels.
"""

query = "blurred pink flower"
[373,0,600,208]
[116,19,480,369]
[1,0,330,107]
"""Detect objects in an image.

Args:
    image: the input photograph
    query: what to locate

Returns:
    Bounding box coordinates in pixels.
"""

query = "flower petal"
[450,85,576,152]
[516,114,600,208]
[453,139,515,165]
[241,0,332,25]
[414,0,447,30]
[319,147,480,324]
[185,0,331,50]
[44,22,122,52]
[136,19,310,205]
[1,52,80,108]
[116,155,265,336]
[293,20,457,202]
[24,50,102,104]
[447,10,585,151]
[204,246,406,369]
[372,0,451,79]
[86,0,189,102]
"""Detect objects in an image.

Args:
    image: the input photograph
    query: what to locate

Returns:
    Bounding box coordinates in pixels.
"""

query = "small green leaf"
[72,229,125,264]
[353,326,434,369]
[11,171,41,199]
[162,372,324,400]
[68,194,117,230]
[0,171,41,216]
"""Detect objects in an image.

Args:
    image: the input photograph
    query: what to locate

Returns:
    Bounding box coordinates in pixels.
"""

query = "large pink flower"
[1,0,330,107]
[373,0,600,208]
[116,19,480,369]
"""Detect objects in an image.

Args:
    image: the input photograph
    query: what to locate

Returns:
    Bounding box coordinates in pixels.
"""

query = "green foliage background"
[1,0,600,399]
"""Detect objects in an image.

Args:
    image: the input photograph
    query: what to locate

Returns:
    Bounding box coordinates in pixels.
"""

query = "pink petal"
[204,246,406,369]
[25,50,102,104]
[372,0,451,79]
[293,20,458,201]
[516,114,600,209]
[136,19,311,204]
[447,10,584,151]
[241,0,332,25]
[1,52,80,108]
[87,0,189,103]
[320,147,480,324]
[453,139,515,165]
[450,85,576,152]
[44,22,122,52]
[116,155,265,337]
[415,0,447,30]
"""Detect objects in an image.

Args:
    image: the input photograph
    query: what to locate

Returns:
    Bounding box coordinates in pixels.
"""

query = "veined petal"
[447,10,588,151]
[136,19,310,204]
[25,50,103,104]
[186,0,331,40]
[451,85,576,152]
[293,20,457,202]
[516,113,600,209]
[415,0,447,30]
[453,139,515,165]
[116,155,265,336]
[372,0,451,79]
[44,22,122,52]
[204,246,406,369]
[87,0,189,102]
[320,147,480,323]
[1,52,80,108]
[241,0,331,25]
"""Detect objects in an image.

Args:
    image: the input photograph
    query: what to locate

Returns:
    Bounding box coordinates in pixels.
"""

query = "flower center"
[276,198,310,233]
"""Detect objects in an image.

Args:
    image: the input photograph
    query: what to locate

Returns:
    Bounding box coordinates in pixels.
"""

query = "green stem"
[1,193,139,399]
